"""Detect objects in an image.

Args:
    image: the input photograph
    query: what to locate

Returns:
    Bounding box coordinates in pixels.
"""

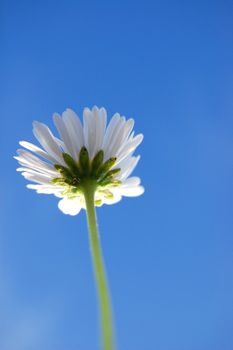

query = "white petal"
[27,183,62,190]
[116,134,143,163]
[53,113,77,160]
[119,186,145,197]
[90,106,99,159]
[16,167,57,179]
[93,107,107,154]
[83,107,94,158]
[15,150,58,176]
[27,184,63,195]
[54,137,66,150]
[21,172,52,184]
[121,176,141,187]
[33,121,64,164]
[102,113,121,159]
[103,115,125,160]
[17,167,54,178]
[83,106,106,159]
[116,156,141,180]
[105,117,126,159]
[19,141,56,163]
[106,117,135,159]
[122,118,135,141]
[58,197,82,216]
[62,108,84,159]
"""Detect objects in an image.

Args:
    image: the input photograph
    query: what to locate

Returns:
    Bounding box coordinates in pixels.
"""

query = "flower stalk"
[83,180,115,350]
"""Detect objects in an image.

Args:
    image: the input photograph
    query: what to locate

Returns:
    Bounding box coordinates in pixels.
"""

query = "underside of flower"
[15,106,144,215]
[52,147,121,203]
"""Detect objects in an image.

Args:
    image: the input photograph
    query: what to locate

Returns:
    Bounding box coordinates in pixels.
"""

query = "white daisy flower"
[15,106,144,215]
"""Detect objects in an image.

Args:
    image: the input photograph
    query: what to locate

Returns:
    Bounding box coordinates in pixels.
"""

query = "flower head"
[15,106,144,215]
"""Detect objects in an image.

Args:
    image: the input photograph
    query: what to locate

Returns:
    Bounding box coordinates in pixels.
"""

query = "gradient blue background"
[1,1,233,349]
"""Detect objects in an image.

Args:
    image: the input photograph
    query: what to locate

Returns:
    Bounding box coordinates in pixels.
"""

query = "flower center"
[51,147,121,197]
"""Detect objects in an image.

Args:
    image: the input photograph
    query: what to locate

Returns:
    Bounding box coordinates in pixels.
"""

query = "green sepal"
[79,147,90,175]
[103,168,121,180]
[98,168,120,185]
[91,150,104,175]
[96,157,117,178]
[54,164,73,181]
[62,153,81,177]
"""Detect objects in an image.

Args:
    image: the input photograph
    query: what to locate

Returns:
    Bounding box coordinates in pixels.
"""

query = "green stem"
[83,181,115,350]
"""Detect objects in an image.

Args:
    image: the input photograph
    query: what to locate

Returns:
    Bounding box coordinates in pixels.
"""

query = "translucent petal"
[58,197,82,216]
[19,141,56,162]
[53,113,77,160]
[21,172,52,185]
[121,176,141,187]
[62,108,84,159]
[102,113,121,159]
[116,134,143,163]
[15,150,58,176]
[119,185,145,197]
[116,156,141,180]
[33,122,64,164]
[27,184,64,195]
[105,117,126,159]
[93,107,107,154]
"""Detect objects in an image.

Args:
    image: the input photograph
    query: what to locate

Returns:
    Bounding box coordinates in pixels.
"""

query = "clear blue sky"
[1,1,233,349]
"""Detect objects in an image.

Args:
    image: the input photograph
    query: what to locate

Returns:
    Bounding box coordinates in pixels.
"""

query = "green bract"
[52,147,121,198]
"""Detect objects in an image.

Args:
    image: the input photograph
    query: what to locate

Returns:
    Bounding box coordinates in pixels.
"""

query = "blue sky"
[1,0,233,349]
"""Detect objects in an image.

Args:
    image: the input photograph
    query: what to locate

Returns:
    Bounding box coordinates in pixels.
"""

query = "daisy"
[15,106,144,350]
[15,106,144,215]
